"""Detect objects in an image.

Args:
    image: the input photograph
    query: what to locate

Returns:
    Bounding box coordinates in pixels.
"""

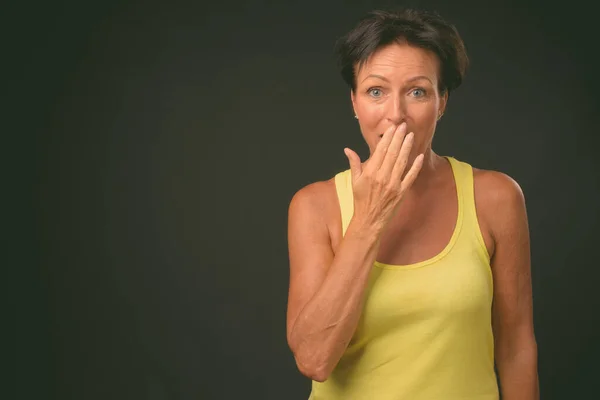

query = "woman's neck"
[406,149,447,195]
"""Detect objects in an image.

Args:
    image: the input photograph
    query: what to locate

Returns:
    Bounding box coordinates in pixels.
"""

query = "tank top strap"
[445,156,491,264]
[334,169,354,237]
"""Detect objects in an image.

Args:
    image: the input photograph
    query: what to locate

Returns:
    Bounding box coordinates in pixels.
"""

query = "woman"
[286,8,539,400]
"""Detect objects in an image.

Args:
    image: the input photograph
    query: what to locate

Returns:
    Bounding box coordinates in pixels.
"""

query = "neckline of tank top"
[372,156,464,270]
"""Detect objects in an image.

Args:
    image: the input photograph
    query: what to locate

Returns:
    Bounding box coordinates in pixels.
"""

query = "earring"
[437,112,444,120]
[354,115,358,119]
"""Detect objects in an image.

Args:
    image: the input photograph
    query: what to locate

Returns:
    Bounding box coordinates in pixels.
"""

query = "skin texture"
[287,41,538,398]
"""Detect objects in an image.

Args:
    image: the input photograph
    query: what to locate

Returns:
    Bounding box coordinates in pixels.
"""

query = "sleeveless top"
[308,156,499,400]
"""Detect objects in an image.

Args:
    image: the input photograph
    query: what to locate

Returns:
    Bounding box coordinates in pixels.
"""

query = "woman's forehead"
[355,43,440,82]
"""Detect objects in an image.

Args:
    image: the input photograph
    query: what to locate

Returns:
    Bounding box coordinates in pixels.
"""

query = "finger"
[390,130,414,183]
[399,153,425,194]
[344,148,362,185]
[363,124,398,174]
[379,122,408,180]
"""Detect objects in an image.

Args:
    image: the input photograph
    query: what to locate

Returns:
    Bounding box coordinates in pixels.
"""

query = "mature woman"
[286,8,539,400]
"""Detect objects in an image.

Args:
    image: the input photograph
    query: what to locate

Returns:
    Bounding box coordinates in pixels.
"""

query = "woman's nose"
[386,94,407,125]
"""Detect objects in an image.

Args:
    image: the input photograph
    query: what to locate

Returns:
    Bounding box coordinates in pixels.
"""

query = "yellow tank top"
[309,156,499,400]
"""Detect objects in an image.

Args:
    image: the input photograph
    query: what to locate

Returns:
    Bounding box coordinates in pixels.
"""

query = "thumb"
[344,148,362,183]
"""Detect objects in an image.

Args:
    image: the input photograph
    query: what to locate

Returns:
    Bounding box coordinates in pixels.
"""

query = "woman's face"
[351,42,448,161]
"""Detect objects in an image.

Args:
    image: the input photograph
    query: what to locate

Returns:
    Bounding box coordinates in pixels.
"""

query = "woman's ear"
[351,89,357,117]
[439,90,448,115]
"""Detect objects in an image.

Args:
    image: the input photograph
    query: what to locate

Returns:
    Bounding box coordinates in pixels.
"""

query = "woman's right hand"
[343,122,424,232]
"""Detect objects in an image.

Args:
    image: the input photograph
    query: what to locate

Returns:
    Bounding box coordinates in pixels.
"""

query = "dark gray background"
[10,0,599,398]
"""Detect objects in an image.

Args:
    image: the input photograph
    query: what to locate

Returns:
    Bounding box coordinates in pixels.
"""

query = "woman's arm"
[477,170,539,399]
[286,123,421,382]
[286,181,383,382]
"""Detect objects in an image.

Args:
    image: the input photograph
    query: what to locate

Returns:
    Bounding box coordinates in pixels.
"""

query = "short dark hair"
[334,8,469,95]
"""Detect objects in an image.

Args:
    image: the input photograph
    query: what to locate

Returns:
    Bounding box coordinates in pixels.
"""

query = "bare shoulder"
[472,166,527,255]
[289,177,338,219]
[288,176,340,241]
[472,167,525,208]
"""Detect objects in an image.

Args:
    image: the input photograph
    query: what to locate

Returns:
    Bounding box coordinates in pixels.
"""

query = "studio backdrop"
[12,0,600,398]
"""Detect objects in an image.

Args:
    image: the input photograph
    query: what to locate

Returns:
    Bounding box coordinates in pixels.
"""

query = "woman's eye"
[411,88,426,97]
[367,88,383,97]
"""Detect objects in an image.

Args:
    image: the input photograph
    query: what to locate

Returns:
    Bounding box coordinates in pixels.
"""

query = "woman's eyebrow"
[406,75,433,84]
[361,74,433,84]
[361,74,390,83]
